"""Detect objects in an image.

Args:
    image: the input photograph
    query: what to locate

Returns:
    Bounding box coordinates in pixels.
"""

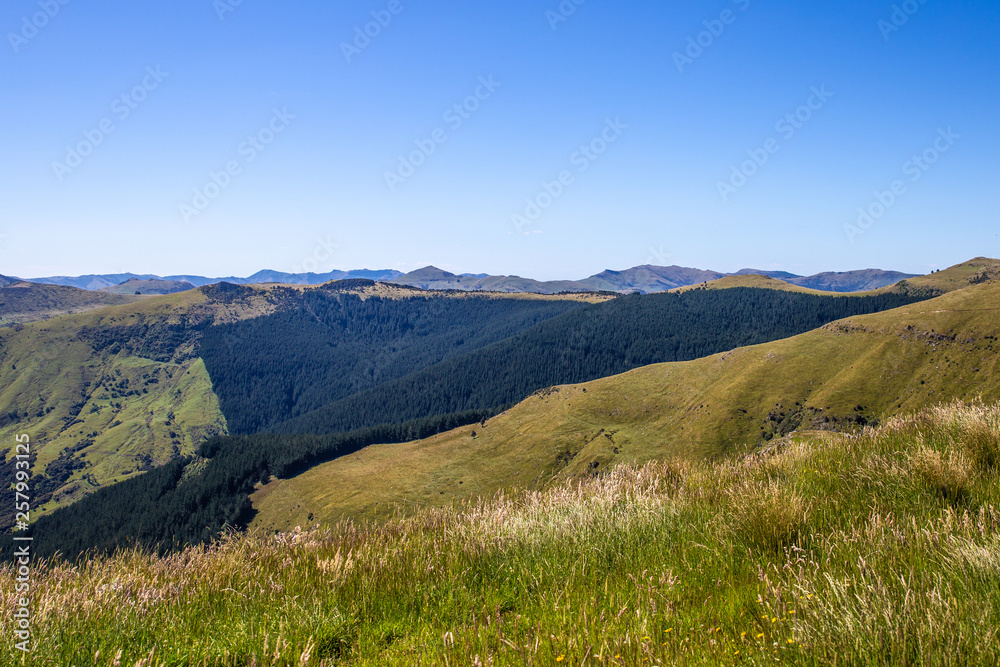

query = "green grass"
[0,289,230,514]
[252,279,1000,531]
[3,399,1000,666]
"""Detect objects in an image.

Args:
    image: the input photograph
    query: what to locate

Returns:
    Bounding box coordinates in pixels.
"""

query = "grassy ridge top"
[0,281,145,326]
[672,257,1000,297]
[671,274,835,295]
[9,400,1000,665]
[253,280,1000,530]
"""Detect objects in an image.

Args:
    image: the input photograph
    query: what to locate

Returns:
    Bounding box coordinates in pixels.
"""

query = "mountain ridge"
[390,264,919,294]
[14,263,922,294]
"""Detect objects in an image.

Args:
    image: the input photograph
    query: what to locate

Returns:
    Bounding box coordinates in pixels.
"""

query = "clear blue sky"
[1,0,997,280]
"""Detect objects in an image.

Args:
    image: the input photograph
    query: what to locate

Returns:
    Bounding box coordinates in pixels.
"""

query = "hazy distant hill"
[787,269,917,292]
[98,278,195,295]
[30,269,405,290]
[390,264,916,294]
[732,268,802,280]
[22,263,917,295]
[580,265,726,292]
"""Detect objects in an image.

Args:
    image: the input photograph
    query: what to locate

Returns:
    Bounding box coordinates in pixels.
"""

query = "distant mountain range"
[9,264,920,295]
[23,269,403,291]
[387,265,919,294]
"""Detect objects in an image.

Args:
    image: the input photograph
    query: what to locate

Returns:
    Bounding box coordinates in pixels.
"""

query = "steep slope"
[0,280,143,325]
[252,280,1000,530]
[0,284,296,521]
[199,289,596,433]
[0,281,608,523]
[269,289,925,436]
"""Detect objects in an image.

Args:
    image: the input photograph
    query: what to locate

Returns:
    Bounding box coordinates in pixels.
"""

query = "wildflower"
[740,632,746,638]
[756,633,764,639]
[787,639,795,645]
[556,656,565,663]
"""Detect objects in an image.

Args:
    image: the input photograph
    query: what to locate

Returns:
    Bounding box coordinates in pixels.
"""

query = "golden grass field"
[3,399,999,665]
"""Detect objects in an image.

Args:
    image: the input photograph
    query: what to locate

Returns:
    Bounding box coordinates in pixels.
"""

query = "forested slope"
[199,291,589,433]
[271,288,928,435]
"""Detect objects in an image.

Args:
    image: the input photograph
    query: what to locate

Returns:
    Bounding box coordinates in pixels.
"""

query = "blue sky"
[1,0,997,280]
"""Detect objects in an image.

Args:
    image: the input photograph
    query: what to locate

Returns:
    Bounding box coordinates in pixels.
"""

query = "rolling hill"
[97,278,196,295]
[0,280,144,326]
[11,287,933,557]
[251,277,1000,531]
[2,257,994,555]
[0,281,604,524]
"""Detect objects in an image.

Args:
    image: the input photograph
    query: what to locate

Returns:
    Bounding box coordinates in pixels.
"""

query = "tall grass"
[2,400,1000,666]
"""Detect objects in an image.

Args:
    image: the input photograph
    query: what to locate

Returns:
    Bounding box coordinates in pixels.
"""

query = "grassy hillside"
[676,257,1000,297]
[893,256,1000,293]
[6,400,1000,665]
[0,290,230,524]
[0,280,143,325]
[0,282,610,525]
[672,274,832,294]
[0,284,297,521]
[253,280,1000,530]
